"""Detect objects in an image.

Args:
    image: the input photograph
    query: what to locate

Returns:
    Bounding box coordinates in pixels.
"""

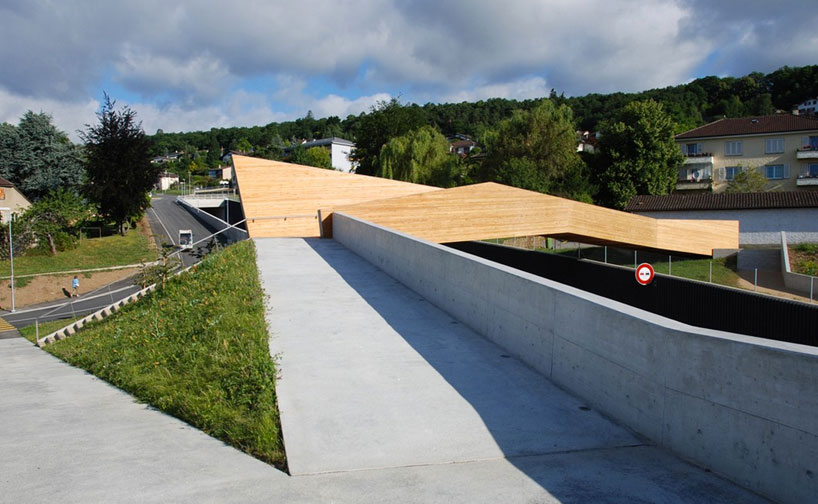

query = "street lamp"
[0,207,14,312]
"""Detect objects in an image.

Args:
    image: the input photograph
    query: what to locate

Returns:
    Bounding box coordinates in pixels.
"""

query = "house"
[290,137,356,172]
[0,177,31,222]
[208,165,233,181]
[155,172,179,191]
[674,114,818,192]
[797,98,818,116]
[576,130,598,153]
[625,191,818,246]
[447,134,478,156]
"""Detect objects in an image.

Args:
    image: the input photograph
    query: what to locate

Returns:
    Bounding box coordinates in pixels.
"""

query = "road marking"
[0,317,16,331]
[149,206,176,245]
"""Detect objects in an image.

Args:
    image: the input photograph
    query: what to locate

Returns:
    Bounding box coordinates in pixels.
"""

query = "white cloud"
[0,88,99,141]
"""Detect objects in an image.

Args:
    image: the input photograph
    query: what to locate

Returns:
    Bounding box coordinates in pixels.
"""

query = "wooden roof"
[232,155,440,238]
[336,183,738,256]
[233,156,738,256]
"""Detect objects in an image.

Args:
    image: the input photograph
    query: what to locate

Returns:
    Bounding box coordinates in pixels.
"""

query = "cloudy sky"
[1,0,816,140]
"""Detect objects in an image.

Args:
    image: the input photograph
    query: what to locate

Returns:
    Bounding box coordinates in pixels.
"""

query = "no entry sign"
[635,263,655,286]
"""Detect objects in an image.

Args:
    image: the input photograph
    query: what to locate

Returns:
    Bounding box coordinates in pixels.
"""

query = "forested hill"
[149,64,818,156]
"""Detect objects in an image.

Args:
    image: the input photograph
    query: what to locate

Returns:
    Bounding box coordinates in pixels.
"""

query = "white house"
[296,137,356,172]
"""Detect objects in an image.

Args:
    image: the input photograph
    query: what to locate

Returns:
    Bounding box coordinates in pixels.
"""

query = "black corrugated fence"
[448,241,818,347]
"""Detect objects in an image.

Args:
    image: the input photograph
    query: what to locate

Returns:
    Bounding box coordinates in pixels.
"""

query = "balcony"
[683,152,714,164]
[796,176,818,187]
[796,147,818,160]
[676,179,713,191]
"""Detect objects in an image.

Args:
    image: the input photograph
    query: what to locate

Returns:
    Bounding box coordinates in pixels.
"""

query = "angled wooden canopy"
[232,155,439,238]
[233,156,738,256]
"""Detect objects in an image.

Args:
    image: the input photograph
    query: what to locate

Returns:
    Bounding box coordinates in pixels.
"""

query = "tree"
[478,99,592,200]
[0,111,84,200]
[291,145,332,169]
[377,126,458,185]
[5,188,91,257]
[353,98,428,176]
[592,100,683,208]
[81,95,159,235]
[725,166,769,193]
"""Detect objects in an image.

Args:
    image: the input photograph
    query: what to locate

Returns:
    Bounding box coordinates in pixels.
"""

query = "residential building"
[0,177,31,222]
[675,114,818,192]
[155,171,179,191]
[293,137,356,172]
[576,130,598,153]
[449,138,477,156]
[797,98,818,116]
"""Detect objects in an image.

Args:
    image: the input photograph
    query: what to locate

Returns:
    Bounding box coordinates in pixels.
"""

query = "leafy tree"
[135,242,180,290]
[592,100,683,208]
[6,188,91,256]
[0,111,84,200]
[478,99,591,200]
[81,95,158,235]
[353,98,428,176]
[206,134,221,167]
[725,166,769,193]
[291,145,332,169]
[377,126,457,185]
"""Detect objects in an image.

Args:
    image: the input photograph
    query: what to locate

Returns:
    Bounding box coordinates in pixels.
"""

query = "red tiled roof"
[625,191,818,212]
[676,114,818,140]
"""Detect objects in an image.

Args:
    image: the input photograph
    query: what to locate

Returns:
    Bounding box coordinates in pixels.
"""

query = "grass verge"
[0,227,155,277]
[20,318,82,343]
[37,240,285,468]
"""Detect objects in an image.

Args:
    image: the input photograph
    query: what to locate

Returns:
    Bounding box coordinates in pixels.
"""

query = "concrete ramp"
[256,238,640,475]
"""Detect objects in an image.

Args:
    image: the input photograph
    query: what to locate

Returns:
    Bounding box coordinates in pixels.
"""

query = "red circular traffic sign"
[635,263,655,286]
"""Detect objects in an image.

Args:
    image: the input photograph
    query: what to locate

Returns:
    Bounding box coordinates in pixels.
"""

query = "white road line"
[149,205,176,245]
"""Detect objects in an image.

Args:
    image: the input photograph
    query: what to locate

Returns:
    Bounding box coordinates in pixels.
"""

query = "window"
[765,138,784,154]
[765,164,788,179]
[725,166,741,181]
[804,164,818,178]
[682,143,701,155]
[810,136,818,149]
[725,140,742,156]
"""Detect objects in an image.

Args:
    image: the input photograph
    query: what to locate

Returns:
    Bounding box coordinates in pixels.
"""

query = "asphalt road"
[1,194,230,328]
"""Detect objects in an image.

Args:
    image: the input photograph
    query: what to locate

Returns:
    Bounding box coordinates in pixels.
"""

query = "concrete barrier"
[333,212,818,504]
[176,197,248,243]
[781,231,816,300]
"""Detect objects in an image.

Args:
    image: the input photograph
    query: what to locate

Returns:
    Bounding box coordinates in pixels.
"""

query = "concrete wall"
[333,212,818,504]
[737,248,780,271]
[781,231,817,298]
[636,208,818,245]
[176,198,248,243]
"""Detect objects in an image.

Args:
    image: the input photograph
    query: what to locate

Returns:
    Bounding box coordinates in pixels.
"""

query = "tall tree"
[291,145,332,169]
[81,95,158,234]
[478,99,592,200]
[0,111,84,200]
[353,98,427,176]
[377,126,459,186]
[592,100,683,209]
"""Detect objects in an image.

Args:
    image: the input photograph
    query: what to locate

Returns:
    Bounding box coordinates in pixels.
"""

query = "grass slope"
[0,229,155,277]
[40,240,285,467]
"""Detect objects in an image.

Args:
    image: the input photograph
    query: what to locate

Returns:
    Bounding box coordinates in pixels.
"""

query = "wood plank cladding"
[232,155,440,238]
[335,182,739,256]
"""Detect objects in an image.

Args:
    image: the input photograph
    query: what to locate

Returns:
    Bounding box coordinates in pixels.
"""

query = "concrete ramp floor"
[255,237,763,503]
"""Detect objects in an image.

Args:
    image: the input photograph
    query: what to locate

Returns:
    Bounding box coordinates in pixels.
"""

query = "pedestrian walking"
[72,275,79,297]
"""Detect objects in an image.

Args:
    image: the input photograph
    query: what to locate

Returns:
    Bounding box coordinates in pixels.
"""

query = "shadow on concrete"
[301,239,761,502]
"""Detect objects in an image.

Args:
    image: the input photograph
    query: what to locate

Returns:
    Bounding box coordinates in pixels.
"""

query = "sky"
[1,0,816,141]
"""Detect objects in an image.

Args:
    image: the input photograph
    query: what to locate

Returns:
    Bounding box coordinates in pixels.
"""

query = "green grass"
[541,246,741,287]
[20,318,82,343]
[0,230,155,277]
[38,240,285,468]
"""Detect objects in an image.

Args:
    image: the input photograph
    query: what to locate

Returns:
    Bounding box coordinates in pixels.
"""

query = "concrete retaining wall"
[333,212,818,504]
[737,248,780,271]
[176,198,248,243]
[781,231,816,299]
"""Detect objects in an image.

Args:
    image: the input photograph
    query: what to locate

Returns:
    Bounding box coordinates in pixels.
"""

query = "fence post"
[811,276,814,302]
[668,256,672,276]
[604,246,607,264]
[634,250,637,269]
[709,261,713,283]
[35,319,39,347]
[754,268,758,292]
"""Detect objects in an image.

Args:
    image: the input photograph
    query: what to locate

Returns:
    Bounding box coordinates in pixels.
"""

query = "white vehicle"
[179,229,193,249]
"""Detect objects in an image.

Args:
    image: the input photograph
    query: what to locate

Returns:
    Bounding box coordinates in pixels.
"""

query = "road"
[1,194,231,328]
